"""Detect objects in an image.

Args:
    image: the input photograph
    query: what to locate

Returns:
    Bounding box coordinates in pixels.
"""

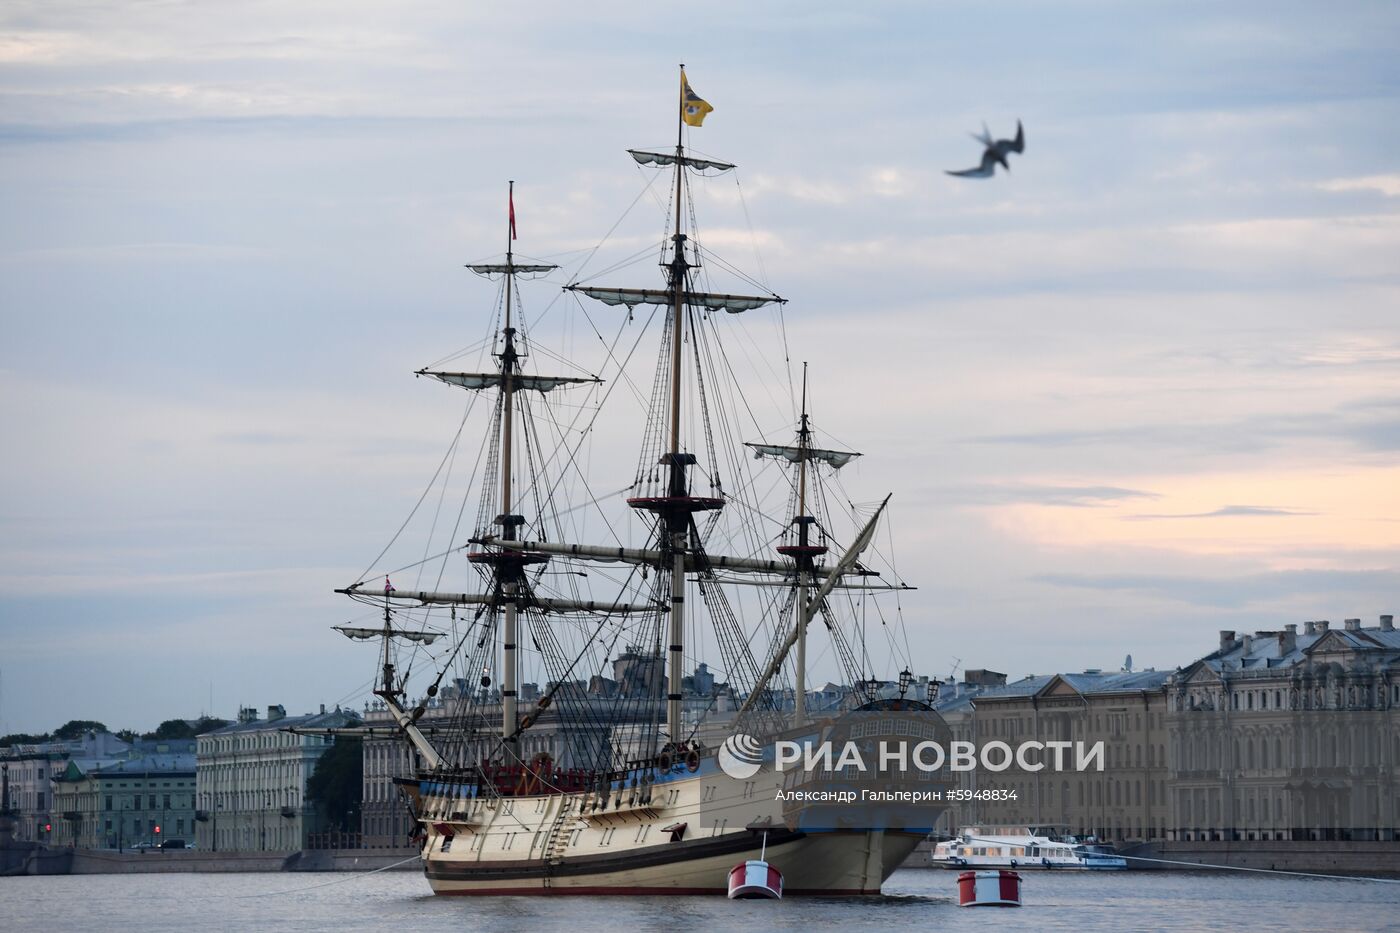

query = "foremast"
[784,366,824,724]
[743,365,869,720]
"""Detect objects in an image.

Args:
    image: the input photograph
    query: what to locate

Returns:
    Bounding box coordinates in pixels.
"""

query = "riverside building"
[51,740,197,849]
[1165,615,1400,842]
[0,730,131,844]
[960,668,1172,844]
[195,705,358,852]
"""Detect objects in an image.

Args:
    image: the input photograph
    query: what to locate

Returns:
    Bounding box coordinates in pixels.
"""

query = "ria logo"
[718,733,764,779]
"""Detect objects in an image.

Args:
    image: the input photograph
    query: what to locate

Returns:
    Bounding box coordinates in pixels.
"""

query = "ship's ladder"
[541,795,575,883]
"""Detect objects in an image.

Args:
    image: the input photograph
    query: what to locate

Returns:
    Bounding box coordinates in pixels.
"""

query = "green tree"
[53,720,108,740]
[306,737,363,832]
[0,732,51,746]
[138,717,229,740]
[144,719,195,740]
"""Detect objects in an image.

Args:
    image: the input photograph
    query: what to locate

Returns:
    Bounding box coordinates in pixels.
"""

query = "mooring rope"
[232,853,422,898]
[1114,851,1400,884]
[953,834,1400,885]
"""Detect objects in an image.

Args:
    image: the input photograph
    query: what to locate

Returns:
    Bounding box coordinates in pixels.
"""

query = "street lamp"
[898,668,913,699]
[927,679,941,705]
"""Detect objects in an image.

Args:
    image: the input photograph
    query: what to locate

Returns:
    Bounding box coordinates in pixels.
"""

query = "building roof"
[1189,620,1400,679]
[97,752,196,777]
[203,708,359,736]
[971,669,1171,704]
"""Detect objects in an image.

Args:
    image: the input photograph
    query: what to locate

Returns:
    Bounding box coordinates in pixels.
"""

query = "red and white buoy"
[957,869,1022,907]
[727,832,783,899]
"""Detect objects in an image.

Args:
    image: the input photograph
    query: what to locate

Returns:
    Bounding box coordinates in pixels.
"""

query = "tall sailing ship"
[328,68,948,895]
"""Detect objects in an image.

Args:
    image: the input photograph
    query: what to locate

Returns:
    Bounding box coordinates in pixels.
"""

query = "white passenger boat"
[931,825,1127,870]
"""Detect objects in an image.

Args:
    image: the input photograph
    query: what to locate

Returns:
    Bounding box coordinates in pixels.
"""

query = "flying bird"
[946,120,1025,178]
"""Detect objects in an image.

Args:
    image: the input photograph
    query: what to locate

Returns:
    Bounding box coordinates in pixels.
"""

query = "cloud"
[1318,174,1400,197]
[928,483,1160,509]
[1125,504,1316,521]
[967,409,1400,455]
[1034,568,1397,609]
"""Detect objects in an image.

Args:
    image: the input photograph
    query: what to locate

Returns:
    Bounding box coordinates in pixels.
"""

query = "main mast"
[561,66,788,749]
[662,66,692,745]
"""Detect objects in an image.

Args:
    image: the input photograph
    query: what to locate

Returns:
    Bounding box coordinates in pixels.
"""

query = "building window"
[163,795,171,809]
[105,796,112,811]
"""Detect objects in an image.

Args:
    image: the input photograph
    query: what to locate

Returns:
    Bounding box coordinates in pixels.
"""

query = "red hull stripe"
[434,886,873,896]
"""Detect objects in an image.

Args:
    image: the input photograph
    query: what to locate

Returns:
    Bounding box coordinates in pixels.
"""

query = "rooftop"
[203,707,359,736]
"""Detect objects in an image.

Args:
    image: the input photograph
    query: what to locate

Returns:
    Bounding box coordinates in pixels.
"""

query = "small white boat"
[728,833,783,899]
[931,825,1127,871]
[957,869,1022,907]
[728,859,784,899]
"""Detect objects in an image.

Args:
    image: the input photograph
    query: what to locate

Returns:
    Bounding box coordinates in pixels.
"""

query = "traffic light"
[43,823,51,833]
[154,825,161,834]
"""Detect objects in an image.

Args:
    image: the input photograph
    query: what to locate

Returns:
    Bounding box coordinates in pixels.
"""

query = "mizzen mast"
[497,179,525,750]
[348,182,603,756]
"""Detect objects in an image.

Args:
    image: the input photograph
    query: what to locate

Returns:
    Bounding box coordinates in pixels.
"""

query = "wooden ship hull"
[410,761,931,895]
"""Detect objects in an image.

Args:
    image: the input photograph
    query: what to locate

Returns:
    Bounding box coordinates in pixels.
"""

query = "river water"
[3,867,1397,932]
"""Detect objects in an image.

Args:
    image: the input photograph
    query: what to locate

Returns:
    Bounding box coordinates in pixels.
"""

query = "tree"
[115,729,139,743]
[144,719,196,740]
[138,717,227,740]
[0,732,51,746]
[306,736,363,832]
[53,720,108,740]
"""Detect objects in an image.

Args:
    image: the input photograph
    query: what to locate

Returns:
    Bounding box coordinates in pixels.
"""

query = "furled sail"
[746,443,861,469]
[336,585,657,614]
[628,149,735,173]
[466,262,559,277]
[474,537,863,579]
[334,624,441,644]
[417,370,601,392]
[566,286,784,314]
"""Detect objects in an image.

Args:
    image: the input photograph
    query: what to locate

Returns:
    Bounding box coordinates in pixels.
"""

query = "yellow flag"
[681,69,713,127]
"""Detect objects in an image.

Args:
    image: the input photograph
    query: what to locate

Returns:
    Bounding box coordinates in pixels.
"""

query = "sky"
[1,1,1398,734]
